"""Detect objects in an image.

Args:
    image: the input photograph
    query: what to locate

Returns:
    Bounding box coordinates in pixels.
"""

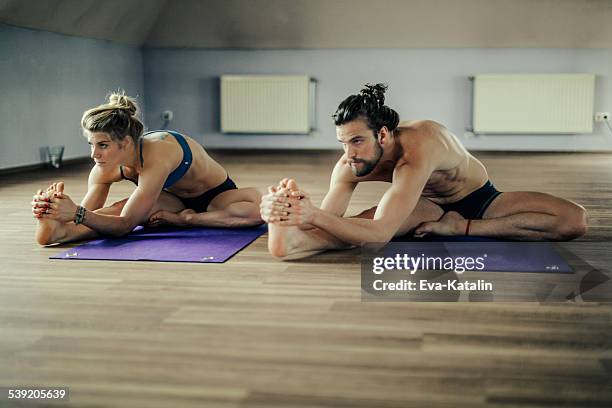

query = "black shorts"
[437,180,502,220]
[178,176,237,213]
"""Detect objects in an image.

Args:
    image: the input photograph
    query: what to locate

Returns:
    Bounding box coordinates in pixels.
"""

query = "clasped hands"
[32,178,315,226]
[260,178,315,226]
[31,184,79,223]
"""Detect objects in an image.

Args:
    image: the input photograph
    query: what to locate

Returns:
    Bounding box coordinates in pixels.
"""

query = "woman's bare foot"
[414,211,468,237]
[147,209,196,227]
[35,182,70,245]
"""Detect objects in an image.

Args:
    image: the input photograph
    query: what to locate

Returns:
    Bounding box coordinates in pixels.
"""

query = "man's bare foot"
[35,182,69,245]
[148,209,196,227]
[413,211,468,237]
[267,179,304,258]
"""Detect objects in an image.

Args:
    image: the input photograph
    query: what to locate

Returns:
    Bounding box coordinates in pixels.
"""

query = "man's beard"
[350,143,383,177]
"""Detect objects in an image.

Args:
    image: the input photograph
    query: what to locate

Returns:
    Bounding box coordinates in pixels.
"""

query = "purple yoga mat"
[50,225,267,263]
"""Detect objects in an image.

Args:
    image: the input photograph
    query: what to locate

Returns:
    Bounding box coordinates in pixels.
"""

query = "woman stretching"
[33,92,263,245]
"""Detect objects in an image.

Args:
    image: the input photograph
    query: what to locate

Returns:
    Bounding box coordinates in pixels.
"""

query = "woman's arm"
[80,175,165,236]
[80,165,119,211]
[46,144,175,236]
[48,166,169,236]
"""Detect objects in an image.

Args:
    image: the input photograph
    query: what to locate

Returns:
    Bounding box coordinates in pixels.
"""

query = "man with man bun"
[259,83,588,260]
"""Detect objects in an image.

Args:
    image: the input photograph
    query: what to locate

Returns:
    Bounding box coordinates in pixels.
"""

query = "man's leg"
[36,183,186,245]
[414,191,588,241]
[268,197,444,260]
[149,187,264,228]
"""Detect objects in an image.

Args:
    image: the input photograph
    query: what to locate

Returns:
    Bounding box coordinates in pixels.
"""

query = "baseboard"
[0,157,91,176]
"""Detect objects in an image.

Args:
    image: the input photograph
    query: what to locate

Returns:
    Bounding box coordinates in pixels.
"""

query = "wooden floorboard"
[1,151,611,407]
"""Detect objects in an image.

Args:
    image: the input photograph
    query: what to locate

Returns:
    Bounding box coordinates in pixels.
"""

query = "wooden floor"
[1,151,611,408]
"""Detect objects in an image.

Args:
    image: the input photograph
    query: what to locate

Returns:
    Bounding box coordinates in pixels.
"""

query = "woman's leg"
[149,187,264,228]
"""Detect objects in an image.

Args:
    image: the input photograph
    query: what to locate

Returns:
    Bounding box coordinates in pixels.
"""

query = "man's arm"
[266,158,436,260]
[319,157,357,216]
[263,158,355,232]
[308,160,433,245]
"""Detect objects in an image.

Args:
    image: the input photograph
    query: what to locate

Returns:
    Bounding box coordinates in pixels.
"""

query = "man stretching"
[260,83,588,260]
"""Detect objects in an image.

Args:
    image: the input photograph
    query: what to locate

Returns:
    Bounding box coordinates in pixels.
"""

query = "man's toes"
[287,179,298,190]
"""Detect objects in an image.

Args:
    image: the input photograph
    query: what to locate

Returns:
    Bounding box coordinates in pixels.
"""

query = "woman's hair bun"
[108,91,138,116]
[81,90,144,141]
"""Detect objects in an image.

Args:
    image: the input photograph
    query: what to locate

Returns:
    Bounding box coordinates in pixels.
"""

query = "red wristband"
[465,219,472,236]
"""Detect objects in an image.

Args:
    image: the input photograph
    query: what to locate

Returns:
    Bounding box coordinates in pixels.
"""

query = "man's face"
[336,119,383,177]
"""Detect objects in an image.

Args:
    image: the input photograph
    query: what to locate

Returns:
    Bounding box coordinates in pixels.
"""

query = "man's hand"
[260,179,314,226]
[274,192,316,226]
[260,185,291,223]
[260,178,306,224]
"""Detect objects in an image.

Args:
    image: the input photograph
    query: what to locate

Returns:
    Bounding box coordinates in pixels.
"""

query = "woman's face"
[87,132,125,168]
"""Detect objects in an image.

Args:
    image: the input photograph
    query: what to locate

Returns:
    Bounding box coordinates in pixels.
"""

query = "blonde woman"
[33,92,262,245]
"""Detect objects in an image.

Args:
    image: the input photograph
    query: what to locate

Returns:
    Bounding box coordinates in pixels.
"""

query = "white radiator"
[221,75,314,134]
[471,74,595,134]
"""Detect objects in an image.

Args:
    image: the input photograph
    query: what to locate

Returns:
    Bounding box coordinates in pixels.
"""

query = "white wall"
[0,24,145,170]
[143,48,612,151]
[1,21,610,169]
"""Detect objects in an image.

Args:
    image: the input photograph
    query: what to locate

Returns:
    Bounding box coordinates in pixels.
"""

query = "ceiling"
[1,0,611,48]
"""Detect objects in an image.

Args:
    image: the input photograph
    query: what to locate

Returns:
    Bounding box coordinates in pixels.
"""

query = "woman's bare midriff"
[163,136,229,198]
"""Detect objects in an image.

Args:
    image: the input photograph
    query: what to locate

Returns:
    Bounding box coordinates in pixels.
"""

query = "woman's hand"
[31,189,51,219]
[31,182,65,219]
[43,192,79,223]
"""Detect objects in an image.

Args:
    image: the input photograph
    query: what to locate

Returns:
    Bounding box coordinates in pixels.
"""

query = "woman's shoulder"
[142,130,194,148]
[142,130,174,141]
[143,130,204,154]
[140,132,183,171]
